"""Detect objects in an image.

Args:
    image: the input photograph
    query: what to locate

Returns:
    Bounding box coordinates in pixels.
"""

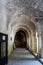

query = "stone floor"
[7,60,43,65]
[9,48,37,60]
[7,48,43,65]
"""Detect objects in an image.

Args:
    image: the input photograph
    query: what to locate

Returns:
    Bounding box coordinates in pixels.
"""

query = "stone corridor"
[0,0,43,65]
[7,48,43,65]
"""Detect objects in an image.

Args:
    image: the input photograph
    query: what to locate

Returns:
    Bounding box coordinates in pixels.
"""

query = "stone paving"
[7,60,42,65]
[7,48,43,65]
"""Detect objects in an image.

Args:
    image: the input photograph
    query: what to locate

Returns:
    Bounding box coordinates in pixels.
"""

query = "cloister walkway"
[7,48,43,65]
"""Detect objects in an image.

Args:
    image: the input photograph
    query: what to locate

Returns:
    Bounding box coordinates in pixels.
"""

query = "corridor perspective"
[0,0,43,65]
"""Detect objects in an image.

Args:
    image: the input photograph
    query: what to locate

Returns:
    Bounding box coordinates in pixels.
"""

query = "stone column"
[41,33,43,58]
[38,33,42,52]
[32,33,35,52]
[38,31,43,58]
[32,33,37,52]
[36,32,38,53]
[29,36,31,47]
[37,22,42,57]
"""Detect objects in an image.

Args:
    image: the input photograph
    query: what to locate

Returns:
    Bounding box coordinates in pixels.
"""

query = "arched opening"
[14,30,27,48]
[8,15,40,56]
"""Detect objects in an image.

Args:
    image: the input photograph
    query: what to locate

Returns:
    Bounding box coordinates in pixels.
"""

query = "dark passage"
[14,30,27,48]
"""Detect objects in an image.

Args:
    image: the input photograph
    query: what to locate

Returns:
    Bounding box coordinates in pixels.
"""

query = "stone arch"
[8,14,41,55]
[14,29,28,48]
[9,14,37,30]
[13,26,31,48]
[11,23,32,47]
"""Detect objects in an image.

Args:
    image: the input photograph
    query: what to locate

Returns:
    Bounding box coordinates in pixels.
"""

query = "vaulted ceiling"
[7,0,43,25]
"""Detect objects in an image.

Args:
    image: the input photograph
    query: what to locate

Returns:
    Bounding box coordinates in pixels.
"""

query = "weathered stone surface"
[0,0,43,58]
[0,0,43,31]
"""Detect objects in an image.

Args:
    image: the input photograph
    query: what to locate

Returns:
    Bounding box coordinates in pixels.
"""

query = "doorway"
[14,30,27,48]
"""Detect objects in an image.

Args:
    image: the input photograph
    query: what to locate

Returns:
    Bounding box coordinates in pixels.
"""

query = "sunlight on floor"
[7,60,43,65]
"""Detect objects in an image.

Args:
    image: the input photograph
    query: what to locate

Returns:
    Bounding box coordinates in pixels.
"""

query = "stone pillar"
[38,33,42,52]
[41,34,43,58]
[32,33,37,52]
[34,34,37,53]
[29,36,31,47]
[38,31,43,58]
[27,35,32,49]
[37,22,42,57]
[36,32,38,53]
[32,33,35,52]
